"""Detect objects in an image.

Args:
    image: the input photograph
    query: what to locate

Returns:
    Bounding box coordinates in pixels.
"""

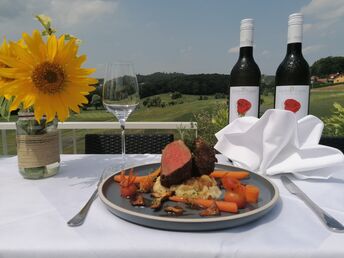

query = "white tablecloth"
[0,154,344,258]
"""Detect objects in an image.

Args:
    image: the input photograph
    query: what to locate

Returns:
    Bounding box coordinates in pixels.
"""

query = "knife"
[281,175,344,233]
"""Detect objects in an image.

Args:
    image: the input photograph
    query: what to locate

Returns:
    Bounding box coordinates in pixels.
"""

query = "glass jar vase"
[16,112,60,179]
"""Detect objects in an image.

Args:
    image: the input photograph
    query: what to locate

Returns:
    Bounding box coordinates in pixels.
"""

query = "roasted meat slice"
[160,140,192,187]
[192,138,217,177]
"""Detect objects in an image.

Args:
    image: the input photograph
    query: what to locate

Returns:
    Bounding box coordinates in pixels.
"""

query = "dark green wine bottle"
[229,18,261,123]
[274,13,310,119]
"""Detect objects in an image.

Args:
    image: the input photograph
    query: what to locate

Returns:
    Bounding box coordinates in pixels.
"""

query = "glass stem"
[120,119,126,168]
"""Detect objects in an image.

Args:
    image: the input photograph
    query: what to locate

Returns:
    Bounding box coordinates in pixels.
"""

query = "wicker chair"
[319,136,344,152]
[85,134,174,154]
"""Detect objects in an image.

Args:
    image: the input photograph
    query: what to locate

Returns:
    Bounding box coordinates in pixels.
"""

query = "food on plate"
[199,200,220,217]
[119,169,138,198]
[150,191,172,210]
[221,176,241,191]
[224,189,247,209]
[130,193,145,206]
[210,170,249,180]
[114,166,161,184]
[169,196,238,213]
[192,138,217,176]
[138,175,156,193]
[245,184,260,203]
[164,206,184,216]
[160,140,193,187]
[153,175,221,200]
[114,139,260,217]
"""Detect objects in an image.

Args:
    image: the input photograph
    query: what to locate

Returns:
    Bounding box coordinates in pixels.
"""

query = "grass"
[1,87,344,155]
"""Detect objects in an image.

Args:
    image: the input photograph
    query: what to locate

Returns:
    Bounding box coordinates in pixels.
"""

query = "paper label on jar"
[275,85,309,120]
[229,86,259,123]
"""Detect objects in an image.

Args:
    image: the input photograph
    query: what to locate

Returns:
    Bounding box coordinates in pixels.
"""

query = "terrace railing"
[0,121,197,156]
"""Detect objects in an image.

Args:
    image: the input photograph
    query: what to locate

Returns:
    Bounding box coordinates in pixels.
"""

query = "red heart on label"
[284,99,301,113]
[237,99,252,116]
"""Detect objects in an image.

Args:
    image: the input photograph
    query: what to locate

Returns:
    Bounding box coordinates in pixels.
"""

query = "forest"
[91,56,343,100]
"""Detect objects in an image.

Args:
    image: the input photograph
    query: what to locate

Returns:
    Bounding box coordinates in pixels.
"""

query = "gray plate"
[98,163,279,231]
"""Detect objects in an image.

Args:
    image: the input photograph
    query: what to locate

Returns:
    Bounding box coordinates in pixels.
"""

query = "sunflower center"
[32,62,65,95]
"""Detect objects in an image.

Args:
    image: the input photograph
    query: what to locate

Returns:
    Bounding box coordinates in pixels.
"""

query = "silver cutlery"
[67,173,106,227]
[281,175,344,233]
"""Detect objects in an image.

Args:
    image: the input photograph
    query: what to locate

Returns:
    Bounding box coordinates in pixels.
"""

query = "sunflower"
[0,38,14,92]
[0,30,97,122]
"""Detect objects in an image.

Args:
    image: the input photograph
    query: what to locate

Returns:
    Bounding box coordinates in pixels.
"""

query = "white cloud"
[228,45,239,54]
[0,0,118,26]
[301,0,344,20]
[303,44,324,54]
[300,0,344,33]
[50,0,118,26]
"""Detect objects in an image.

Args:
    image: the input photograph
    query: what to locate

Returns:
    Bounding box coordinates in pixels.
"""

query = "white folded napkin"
[214,109,344,179]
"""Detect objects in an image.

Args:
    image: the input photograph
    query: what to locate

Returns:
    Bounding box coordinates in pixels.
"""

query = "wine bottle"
[274,13,310,119]
[229,18,261,123]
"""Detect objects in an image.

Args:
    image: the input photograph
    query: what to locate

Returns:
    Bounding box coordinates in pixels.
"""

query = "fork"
[67,172,106,227]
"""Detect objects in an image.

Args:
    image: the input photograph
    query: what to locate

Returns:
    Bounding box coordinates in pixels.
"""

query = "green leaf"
[0,96,12,120]
[35,14,56,36]
[63,33,82,45]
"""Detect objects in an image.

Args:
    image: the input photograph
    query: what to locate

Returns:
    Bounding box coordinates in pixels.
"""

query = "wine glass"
[102,62,140,167]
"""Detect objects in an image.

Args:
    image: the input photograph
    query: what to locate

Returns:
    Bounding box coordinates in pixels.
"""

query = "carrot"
[169,196,238,213]
[245,184,260,203]
[210,170,250,180]
[114,166,161,184]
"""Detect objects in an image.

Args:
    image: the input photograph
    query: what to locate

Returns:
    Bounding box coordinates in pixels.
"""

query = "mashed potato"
[153,175,222,199]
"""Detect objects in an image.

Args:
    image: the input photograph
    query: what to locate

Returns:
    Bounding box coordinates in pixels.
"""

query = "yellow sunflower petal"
[9,95,23,111]
[34,103,44,122]
[55,38,77,64]
[53,94,69,122]
[22,94,36,109]
[8,42,35,67]
[0,68,21,78]
[57,34,65,50]
[22,31,41,62]
[36,94,56,122]
[47,34,57,61]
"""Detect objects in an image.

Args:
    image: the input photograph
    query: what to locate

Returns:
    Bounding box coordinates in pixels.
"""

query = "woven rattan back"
[85,134,174,154]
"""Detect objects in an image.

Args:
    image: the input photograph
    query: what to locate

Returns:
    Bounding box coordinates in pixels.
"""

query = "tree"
[91,94,102,110]
[171,91,182,99]
[311,56,344,76]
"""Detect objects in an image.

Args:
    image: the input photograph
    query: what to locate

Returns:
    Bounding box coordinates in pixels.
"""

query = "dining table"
[1,154,344,258]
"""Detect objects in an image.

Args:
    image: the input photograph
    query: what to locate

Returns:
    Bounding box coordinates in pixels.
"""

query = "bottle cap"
[288,13,303,26]
[241,18,254,30]
[240,18,254,47]
[288,13,303,43]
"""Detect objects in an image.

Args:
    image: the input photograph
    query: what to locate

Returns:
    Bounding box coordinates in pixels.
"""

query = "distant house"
[328,73,340,83]
[334,74,344,84]
[311,73,343,84]
[311,76,328,84]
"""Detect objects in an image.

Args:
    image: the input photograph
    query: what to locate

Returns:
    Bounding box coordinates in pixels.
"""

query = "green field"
[1,87,344,155]
[67,88,344,122]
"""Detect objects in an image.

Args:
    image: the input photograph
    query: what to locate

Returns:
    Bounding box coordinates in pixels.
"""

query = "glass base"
[19,162,60,179]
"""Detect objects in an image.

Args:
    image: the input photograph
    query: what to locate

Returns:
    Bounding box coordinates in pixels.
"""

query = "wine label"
[275,85,309,120]
[229,86,259,123]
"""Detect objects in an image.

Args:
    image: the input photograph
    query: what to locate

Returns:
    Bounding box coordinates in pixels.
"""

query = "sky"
[0,0,343,76]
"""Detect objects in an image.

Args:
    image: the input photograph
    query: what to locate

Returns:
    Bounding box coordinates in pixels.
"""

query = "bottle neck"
[239,46,253,58]
[286,42,302,55]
